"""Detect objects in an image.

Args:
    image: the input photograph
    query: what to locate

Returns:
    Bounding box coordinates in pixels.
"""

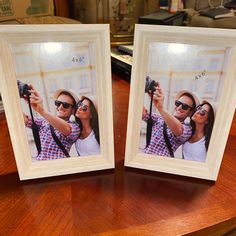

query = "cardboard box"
[0,0,54,21]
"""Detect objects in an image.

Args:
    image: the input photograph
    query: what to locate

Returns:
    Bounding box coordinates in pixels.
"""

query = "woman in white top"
[183,101,215,162]
[74,96,100,156]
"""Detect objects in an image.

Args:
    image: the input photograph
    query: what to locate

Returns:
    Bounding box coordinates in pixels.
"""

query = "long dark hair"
[75,96,100,144]
[190,102,215,151]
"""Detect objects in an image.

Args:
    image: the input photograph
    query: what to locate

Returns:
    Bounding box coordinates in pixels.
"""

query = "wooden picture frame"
[0,24,114,180]
[125,25,236,180]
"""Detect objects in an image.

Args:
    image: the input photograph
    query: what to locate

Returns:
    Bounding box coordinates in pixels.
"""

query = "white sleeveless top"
[182,136,207,162]
[75,130,100,156]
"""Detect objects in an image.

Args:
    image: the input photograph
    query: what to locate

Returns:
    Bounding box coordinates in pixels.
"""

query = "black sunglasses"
[175,100,193,111]
[55,100,74,109]
[76,101,88,112]
[195,105,208,116]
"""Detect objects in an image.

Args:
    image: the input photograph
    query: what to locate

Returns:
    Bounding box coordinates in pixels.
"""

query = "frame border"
[0,24,114,180]
[125,25,236,180]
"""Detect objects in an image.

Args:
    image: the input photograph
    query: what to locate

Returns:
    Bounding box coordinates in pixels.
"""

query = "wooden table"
[0,74,236,235]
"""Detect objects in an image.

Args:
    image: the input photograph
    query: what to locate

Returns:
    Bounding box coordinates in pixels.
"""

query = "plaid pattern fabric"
[143,113,192,157]
[26,117,80,160]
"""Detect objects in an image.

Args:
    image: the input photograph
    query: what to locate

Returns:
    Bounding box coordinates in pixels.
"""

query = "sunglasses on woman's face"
[76,101,88,112]
[175,100,193,111]
[195,106,208,116]
[55,100,74,109]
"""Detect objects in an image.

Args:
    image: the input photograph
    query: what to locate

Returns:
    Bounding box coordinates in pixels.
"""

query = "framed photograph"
[125,25,236,180]
[0,24,114,180]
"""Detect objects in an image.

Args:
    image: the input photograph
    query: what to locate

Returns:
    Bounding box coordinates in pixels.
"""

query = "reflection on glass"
[140,42,230,162]
[12,42,100,161]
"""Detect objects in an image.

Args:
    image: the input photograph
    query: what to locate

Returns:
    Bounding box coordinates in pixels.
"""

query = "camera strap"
[163,122,174,158]
[27,93,41,156]
[49,125,70,158]
[146,93,154,148]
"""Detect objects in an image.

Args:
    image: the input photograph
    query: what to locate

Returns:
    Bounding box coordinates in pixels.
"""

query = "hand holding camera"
[17,80,42,155]
[145,76,159,94]
[153,85,164,111]
[28,86,44,114]
[17,80,44,114]
[17,80,31,98]
[144,76,166,148]
[145,76,164,111]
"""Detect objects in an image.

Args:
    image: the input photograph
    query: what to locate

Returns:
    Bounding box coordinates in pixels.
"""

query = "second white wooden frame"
[125,25,236,180]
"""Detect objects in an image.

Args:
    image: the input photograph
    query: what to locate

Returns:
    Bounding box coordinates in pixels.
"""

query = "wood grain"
[230,111,236,136]
[0,75,236,235]
[53,0,71,18]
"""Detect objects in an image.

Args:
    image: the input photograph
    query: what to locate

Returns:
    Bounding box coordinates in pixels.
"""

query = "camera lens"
[145,76,156,93]
[17,80,30,98]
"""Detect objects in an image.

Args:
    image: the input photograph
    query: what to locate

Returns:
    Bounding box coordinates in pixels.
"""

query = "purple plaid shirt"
[143,113,192,157]
[26,117,80,161]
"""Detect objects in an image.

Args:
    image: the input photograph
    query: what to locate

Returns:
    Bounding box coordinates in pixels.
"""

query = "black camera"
[17,80,31,98]
[145,76,157,94]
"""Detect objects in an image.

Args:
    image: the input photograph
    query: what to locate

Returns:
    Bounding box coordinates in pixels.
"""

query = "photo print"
[13,41,100,161]
[140,42,229,163]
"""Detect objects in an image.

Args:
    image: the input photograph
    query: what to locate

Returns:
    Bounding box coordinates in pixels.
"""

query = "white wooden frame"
[0,25,114,180]
[125,25,236,180]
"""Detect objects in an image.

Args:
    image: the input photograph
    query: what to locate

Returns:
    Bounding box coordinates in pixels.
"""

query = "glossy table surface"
[0,74,236,235]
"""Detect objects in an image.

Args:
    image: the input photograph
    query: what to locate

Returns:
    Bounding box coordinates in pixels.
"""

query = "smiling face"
[75,99,92,120]
[173,95,194,122]
[191,104,210,125]
[55,94,75,120]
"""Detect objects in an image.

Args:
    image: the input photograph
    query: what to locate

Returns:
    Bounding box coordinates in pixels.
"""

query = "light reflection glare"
[41,42,62,54]
[168,43,186,54]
